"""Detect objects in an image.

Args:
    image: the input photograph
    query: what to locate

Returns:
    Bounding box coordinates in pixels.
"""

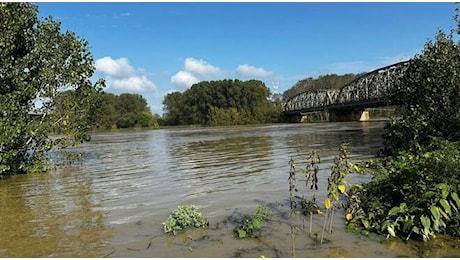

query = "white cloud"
[95,57,135,78]
[170,58,221,89]
[110,75,155,92]
[236,64,273,78]
[170,71,199,89]
[95,56,155,92]
[170,58,275,90]
[184,58,221,76]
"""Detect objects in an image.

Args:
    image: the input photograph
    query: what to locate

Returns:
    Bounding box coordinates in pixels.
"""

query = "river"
[1,121,459,257]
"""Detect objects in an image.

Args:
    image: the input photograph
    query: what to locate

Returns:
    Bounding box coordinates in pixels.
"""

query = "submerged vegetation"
[163,205,208,235]
[233,206,271,239]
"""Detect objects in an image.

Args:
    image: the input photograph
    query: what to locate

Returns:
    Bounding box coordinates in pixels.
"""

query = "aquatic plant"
[234,206,271,238]
[321,143,352,243]
[163,205,208,235]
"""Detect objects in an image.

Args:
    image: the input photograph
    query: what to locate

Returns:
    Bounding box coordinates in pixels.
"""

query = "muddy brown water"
[1,121,460,257]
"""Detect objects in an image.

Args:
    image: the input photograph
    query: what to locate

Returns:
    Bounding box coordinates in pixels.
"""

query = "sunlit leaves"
[338,184,346,194]
[162,79,282,126]
[346,213,353,221]
[325,198,332,210]
[0,3,103,175]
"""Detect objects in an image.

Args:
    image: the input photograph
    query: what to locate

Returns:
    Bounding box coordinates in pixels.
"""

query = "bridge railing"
[284,60,411,113]
[336,60,410,105]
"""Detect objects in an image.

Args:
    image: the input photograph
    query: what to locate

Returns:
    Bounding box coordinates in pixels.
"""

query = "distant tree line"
[88,92,160,129]
[162,79,283,126]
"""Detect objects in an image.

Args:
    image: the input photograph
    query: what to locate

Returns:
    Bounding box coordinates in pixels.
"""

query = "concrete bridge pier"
[328,108,369,122]
[287,115,308,123]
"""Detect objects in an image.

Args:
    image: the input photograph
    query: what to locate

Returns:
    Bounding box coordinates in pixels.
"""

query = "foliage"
[234,206,271,238]
[288,145,356,244]
[162,79,282,126]
[321,144,352,243]
[163,205,209,235]
[346,141,460,241]
[0,3,104,176]
[346,9,460,242]
[289,151,322,218]
[90,92,159,129]
[381,29,460,156]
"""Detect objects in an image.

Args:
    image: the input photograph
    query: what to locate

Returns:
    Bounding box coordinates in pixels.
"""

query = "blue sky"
[36,2,458,115]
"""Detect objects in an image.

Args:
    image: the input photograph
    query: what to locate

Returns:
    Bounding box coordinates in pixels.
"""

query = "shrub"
[346,140,460,241]
[163,205,208,235]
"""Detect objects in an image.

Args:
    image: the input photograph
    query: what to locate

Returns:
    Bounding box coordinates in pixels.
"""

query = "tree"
[115,93,154,128]
[88,92,158,129]
[162,91,185,125]
[161,79,282,126]
[346,7,460,241]
[91,92,118,129]
[382,29,460,155]
[0,3,104,176]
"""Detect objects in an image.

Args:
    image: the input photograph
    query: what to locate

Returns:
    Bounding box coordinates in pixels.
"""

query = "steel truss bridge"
[283,60,410,116]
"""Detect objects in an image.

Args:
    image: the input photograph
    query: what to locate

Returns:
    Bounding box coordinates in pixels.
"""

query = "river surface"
[1,121,460,257]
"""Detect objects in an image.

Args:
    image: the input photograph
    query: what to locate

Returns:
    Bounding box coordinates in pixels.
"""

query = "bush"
[346,140,460,241]
[163,205,208,235]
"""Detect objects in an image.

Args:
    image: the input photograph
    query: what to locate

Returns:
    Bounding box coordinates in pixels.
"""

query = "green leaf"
[420,215,431,239]
[252,219,262,230]
[331,189,339,201]
[451,192,460,209]
[362,219,370,229]
[437,183,450,198]
[388,206,400,216]
[430,205,441,222]
[423,191,435,199]
[403,216,414,232]
[238,229,247,238]
[439,199,451,215]
[387,225,396,237]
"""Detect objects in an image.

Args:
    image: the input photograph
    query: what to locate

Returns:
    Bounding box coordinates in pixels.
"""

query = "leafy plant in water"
[321,143,352,244]
[288,145,357,248]
[288,158,298,210]
[234,206,271,238]
[289,151,322,216]
[163,205,209,235]
[301,151,322,234]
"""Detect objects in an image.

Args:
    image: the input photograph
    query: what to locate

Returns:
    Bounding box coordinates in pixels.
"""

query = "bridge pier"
[287,115,308,123]
[328,109,369,122]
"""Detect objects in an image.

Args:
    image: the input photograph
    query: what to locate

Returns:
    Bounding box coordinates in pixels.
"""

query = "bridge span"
[283,60,410,122]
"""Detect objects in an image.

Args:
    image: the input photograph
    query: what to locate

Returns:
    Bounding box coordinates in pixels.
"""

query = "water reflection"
[169,134,273,198]
[1,122,460,257]
[0,168,112,257]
